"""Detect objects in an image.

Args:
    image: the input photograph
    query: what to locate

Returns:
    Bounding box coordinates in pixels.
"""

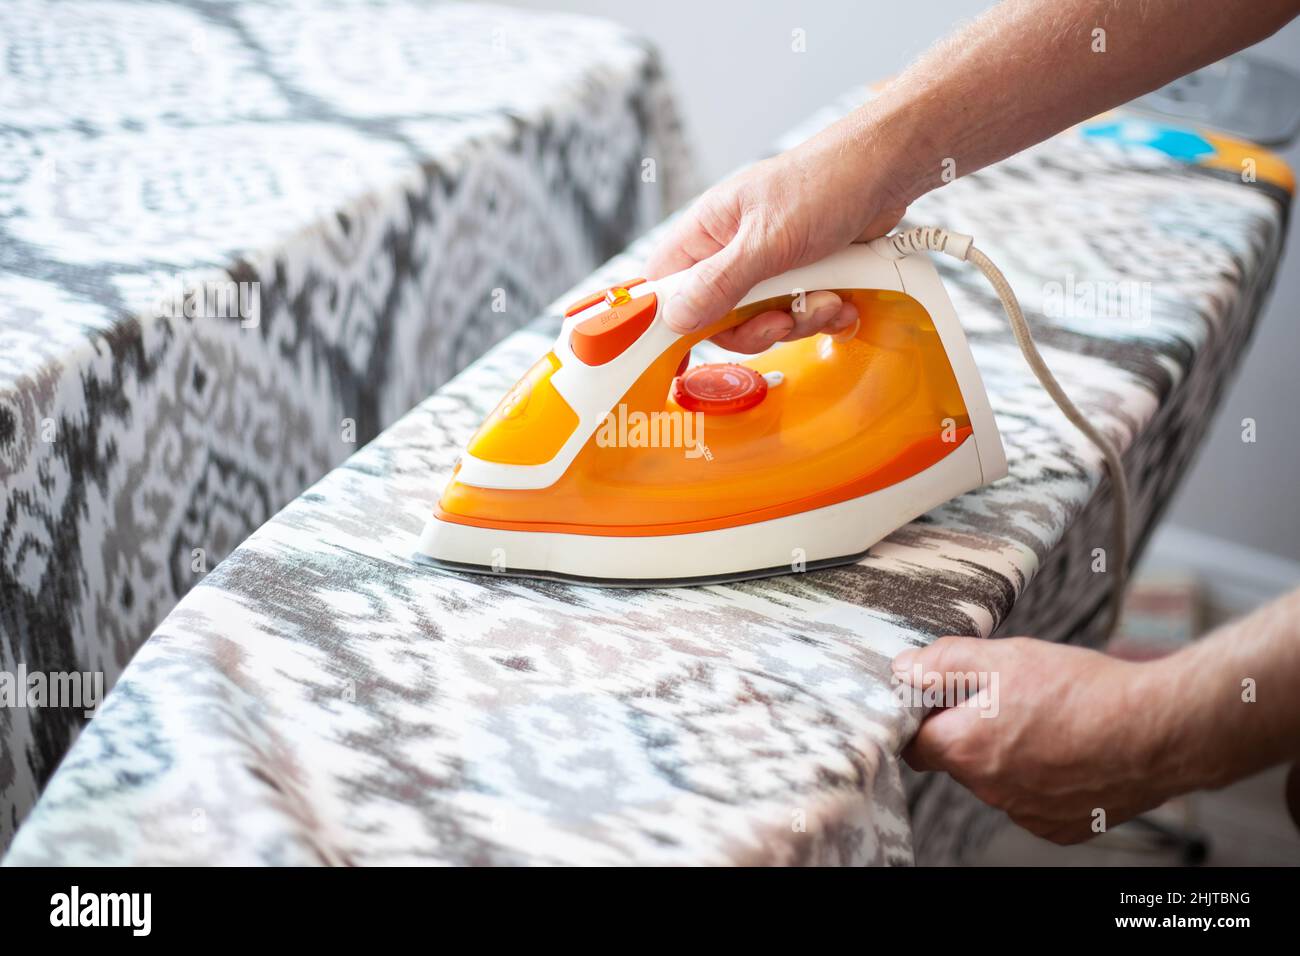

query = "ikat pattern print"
[0,0,693,847]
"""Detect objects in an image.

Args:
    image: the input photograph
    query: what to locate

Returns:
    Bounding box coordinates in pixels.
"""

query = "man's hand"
[645,120,908,352]
[892,636,1184,844]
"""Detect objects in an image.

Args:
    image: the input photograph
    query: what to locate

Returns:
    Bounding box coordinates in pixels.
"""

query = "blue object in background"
[1081,119,1216,162]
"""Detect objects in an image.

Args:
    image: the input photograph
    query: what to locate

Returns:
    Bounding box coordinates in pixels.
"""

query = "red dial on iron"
[673,363,768,414]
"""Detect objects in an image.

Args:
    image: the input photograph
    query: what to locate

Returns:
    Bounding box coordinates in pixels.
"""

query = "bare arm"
[653,0,1300,345]
[859,0,1300,208]
[1147,588,1300,791]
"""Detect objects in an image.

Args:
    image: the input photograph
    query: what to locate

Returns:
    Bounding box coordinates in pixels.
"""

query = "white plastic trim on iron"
[893,254,1008,484]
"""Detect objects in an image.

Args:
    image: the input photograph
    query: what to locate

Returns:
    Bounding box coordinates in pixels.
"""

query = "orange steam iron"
[414,233,1011,586]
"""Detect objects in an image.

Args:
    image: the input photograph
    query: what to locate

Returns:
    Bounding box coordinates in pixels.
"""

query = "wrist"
[840,89,950,209]
[1126,649,1218,795]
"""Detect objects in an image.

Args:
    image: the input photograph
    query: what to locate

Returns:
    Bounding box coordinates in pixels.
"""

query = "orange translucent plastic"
[441,289,973,535]
[1201,131,1295,193]
[466,352,578,466]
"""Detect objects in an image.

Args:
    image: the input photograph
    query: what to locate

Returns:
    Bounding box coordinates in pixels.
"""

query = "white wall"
[503,0,1300,563]
[507,0,992,180]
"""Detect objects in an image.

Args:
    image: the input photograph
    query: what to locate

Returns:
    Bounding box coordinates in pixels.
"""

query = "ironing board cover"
[4,98,1289,863]
[0,0,692,847]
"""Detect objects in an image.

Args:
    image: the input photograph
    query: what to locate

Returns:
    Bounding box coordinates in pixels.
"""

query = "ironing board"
[4,99,1289,864]
[0,0,692,849]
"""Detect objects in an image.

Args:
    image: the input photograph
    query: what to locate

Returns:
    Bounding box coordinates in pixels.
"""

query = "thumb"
[661,232,770,334]
[891,635,992,688]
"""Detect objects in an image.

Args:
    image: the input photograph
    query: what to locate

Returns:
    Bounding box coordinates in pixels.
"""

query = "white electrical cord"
[872,226,1130,640]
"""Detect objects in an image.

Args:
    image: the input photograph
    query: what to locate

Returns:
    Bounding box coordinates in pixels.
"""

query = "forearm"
[829,0,1300,206]
[1142,588,1300,793]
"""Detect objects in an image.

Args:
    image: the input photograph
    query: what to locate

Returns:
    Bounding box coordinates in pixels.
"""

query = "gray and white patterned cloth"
[4,92,1291,859]
[0,0,693,847]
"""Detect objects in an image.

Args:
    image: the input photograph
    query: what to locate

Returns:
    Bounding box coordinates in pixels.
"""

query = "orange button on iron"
[673,363,768,414]
[570,292,658,365]
[563,278,646,317]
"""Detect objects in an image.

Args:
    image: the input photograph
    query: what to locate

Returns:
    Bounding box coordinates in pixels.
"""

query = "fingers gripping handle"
[646,241,908,355]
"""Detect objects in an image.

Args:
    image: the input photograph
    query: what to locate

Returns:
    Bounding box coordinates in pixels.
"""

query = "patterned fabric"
[6,88,1288,863]
[0,0,693,847]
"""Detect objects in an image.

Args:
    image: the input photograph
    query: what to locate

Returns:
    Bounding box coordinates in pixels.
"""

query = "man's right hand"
[645,122,909,353]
